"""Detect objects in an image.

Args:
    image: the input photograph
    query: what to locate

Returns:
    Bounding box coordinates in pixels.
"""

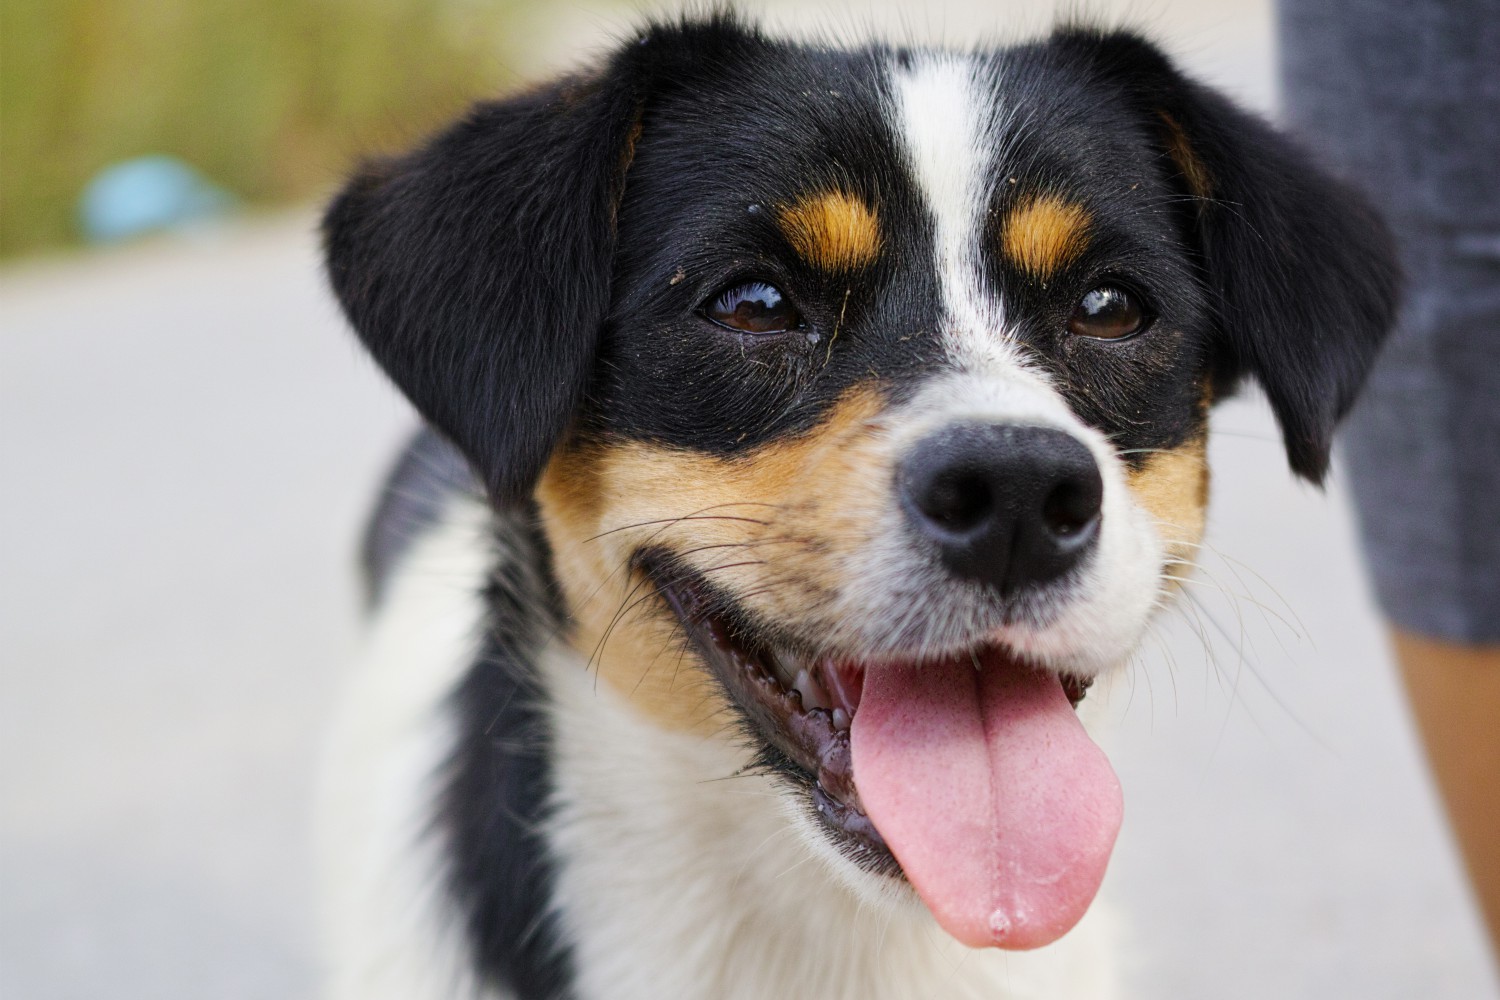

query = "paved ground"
[4,1,1497,997]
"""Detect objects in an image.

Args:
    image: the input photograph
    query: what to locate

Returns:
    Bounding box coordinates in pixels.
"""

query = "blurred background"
[2,0,534,259]
[2,1,1496,997]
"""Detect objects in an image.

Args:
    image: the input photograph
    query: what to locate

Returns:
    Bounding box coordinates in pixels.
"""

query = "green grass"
[1,0,530,258]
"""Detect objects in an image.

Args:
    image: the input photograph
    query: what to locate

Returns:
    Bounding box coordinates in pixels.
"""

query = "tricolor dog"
[318,16,1398,1000]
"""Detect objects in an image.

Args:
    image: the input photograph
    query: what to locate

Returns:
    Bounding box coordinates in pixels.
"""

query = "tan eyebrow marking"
[776,191,882,272]
[1001,194,1092,278]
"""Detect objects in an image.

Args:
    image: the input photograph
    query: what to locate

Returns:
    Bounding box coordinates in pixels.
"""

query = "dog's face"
[326,18,1396,953]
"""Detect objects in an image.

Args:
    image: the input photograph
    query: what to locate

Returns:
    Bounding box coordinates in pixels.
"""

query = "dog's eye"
[1067,285,1151,341]
[704,281,802,334]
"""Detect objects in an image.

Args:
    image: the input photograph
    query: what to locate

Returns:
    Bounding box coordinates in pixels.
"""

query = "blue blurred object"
[78,155,235,244]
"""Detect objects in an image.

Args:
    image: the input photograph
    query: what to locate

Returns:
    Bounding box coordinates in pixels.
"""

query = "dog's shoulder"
[361,426,483,607]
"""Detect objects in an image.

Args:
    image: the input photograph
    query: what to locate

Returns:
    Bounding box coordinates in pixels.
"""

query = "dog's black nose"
[898,424,1103,593]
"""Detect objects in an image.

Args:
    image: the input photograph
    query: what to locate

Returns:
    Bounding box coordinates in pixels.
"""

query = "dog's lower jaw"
[540,639,1120,1000]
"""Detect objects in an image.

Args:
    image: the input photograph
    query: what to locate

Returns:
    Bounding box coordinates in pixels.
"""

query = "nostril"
[922,469,993,532]
[1041,478,1102,540]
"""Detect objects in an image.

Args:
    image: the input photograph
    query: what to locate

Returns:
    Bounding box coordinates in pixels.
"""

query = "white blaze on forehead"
[889,53,1017,370]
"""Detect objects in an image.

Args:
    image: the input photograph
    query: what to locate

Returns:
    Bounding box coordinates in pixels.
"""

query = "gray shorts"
[1278,0,1500,643]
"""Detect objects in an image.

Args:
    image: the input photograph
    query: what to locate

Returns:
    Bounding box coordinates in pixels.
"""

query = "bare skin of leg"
[1393,629,1500,962]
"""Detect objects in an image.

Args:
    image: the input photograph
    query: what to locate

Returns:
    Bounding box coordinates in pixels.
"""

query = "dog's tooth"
[831,707,851,731]
[794,668,831,711]
[769,649,801,688]
[820,657,864,715]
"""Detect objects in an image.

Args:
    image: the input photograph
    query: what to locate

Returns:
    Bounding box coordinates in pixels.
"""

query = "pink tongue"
[850,651,1122,950]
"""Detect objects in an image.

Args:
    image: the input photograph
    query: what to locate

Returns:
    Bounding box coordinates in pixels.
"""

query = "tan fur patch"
[1158,112,1213,201]
[536,389,890,733]
[1001,195,1091,278]
[1126,436,1210,574]
[776,191,882,272]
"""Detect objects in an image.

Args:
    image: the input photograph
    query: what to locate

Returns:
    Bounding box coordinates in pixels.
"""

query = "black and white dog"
[318,16,1397,999]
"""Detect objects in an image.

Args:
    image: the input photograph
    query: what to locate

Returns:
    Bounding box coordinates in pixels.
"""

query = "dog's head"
[326,17,1397,952]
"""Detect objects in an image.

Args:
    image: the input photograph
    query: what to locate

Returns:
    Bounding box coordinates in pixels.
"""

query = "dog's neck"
[537,641,1117,1000]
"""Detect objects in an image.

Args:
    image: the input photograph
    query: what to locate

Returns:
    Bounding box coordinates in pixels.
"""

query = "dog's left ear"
[323,18,752,504]
[323,53,649,504]
[323,73,635,504]
[1053,28,1401,483]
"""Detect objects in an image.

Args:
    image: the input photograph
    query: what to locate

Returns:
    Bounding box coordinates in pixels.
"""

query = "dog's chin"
[642,553,1095,886]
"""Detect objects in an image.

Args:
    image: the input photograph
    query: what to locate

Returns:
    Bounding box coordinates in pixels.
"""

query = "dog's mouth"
[646,554,1124,951]
[649,555,895,871]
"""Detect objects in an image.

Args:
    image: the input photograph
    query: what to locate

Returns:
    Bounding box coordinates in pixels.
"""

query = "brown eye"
[704,281,802,334]
[1067,285,1150,340]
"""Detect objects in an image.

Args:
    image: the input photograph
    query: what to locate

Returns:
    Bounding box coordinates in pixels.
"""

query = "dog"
[316,14,1398,999]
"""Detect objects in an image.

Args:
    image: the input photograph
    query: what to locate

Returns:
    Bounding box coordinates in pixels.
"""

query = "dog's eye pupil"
[1067,285,1148,340]
[705,282,802,334]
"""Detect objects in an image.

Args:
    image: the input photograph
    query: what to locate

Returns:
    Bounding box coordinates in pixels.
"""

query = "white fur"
[890,52,1018,372]
[317,494,499,1000]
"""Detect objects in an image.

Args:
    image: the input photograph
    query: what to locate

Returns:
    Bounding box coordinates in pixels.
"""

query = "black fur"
[442,519,576,1000]
[324,17,794,504]
[442,638,574,1000]
[325,51,639,505]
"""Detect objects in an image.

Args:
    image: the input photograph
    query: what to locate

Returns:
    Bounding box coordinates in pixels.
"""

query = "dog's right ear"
[1049,28,1400,485]
[324,18,756,504]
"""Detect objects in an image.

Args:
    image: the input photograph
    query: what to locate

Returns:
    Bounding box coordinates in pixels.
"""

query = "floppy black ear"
[323,43,653,504]
[1054,28,1400,483]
